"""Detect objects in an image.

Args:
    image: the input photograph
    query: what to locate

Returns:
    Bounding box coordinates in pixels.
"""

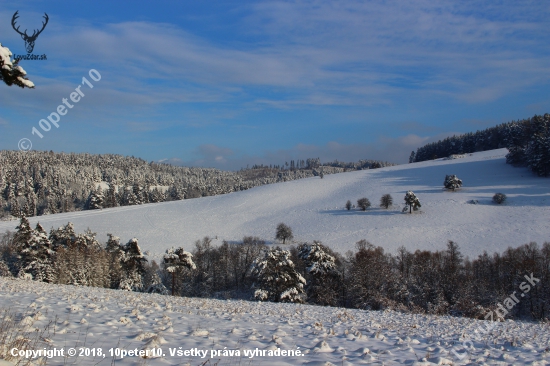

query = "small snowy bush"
[493,193,507,204]
[443,174,463,191]
[357,198,371,211]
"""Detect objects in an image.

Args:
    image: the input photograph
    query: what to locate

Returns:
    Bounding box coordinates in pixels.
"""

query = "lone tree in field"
[163,247,196,296]
[493,193,507,204]
[0,43,34,88]
[379,194,393,209]
[276,223,293,244]
[357,197,371,211]
[345,200,352,211]
[404,191,421,213]
[444,174,463,191]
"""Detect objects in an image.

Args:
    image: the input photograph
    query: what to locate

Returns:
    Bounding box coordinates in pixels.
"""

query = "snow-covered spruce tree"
[105,234,124,289]
[403,191,421,213]
[48,222,77,250]
[104,184,119,208]
[379,194,393,209]
[443,174,463,191]
[357,197,371,211]
[119,238,147,291]
[22,223,55,282]
[252,247,305,303]
[84,187,104,210]
[345,200,352,211]
[297,241,340,305]
[275,223,293,244]
[0,43,34,88]
[12,216,33,277]
[163,247,196,296]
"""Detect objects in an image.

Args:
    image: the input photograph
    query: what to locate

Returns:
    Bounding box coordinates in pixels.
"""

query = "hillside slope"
[1,149,548,258]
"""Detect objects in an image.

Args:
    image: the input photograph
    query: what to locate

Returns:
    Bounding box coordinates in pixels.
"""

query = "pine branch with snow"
[0,43,34,88]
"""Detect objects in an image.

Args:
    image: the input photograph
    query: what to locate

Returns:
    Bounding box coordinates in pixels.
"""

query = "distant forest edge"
[411,113,550,177]
[0,151,394,220]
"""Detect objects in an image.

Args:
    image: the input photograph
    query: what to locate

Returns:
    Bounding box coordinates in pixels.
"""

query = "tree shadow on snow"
[321,208,402,216]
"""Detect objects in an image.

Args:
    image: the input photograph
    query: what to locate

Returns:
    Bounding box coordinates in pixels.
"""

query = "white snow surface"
[1,148,549,258]
[1,277,549,365]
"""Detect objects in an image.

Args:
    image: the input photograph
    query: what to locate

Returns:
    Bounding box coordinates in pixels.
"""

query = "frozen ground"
[1,277,549,365]
[1,148,549,258]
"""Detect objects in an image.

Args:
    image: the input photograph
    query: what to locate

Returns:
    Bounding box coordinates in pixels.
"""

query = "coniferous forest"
[0,151,393,220]
[412,114,550,177]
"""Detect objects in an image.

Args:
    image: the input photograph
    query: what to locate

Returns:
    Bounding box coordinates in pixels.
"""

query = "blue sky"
[1,0,549,169]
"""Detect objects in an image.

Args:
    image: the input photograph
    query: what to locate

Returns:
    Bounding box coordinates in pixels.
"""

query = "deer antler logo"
[11,11,49,54]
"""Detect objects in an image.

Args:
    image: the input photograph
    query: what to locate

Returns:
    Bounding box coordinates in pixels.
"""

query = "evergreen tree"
[49,222,76,250]
[163,247,196,296]
[24,223,55,282]
[104,184,119,208]
[119,238,147,291]
[443,174,463,191]
[105,233,124,289]
[122,186,139,206]
[345,200,352,211]
[409,151,416,163]
[85,187,104,210]
[252,247,305,303]
[298,241,339,305]
[404,191,421,213]
[0,43,35,88]
[13,217,34,278]
[525,116,550,176]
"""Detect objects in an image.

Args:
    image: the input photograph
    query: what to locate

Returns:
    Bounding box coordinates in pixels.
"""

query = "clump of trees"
[0,217,154,291]
[2,221,549,321]
[411,113,550,177]
[493,193,507,204]
[444,175,463,191]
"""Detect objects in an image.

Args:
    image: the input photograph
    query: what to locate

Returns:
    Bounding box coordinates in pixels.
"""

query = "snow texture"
[0,277,548,365]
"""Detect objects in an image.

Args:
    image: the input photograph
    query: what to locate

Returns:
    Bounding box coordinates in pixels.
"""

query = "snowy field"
[1,277,549,366]
[1,148,549,258]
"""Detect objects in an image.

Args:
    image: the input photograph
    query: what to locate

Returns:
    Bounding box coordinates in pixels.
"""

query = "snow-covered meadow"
[1,149,548,259]
[1,277,549,365]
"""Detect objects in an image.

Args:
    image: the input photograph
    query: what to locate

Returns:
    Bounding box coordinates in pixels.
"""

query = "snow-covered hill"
[1,277,549,366]
[1,148,549,258]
